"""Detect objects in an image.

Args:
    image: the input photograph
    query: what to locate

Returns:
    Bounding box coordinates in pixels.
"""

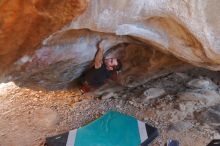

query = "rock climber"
[79,40,122,93]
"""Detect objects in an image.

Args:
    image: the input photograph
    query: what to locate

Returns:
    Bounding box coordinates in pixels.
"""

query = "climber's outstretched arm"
[94,41,104,69]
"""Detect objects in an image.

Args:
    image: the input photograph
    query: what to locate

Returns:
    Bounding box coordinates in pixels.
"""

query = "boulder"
[178,89,220,106]
[1,0,220,90]
[168,121,194,132]
[142,88,166,103]
[186,79,218,90]
[195,104,220,133]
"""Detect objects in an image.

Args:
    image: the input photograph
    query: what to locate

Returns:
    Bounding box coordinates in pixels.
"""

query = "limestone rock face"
[0,0,87,72]
[66,0,220,70]
[1,0,220,89]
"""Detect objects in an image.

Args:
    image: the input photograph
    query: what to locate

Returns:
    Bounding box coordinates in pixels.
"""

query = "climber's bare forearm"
[94,44,104,69]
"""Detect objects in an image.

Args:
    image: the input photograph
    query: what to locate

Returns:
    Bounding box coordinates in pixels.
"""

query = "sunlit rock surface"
[0,0,87,72]
[65,0,220,70]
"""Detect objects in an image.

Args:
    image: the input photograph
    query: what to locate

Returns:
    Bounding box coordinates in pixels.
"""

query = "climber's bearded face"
[104,58,118,71]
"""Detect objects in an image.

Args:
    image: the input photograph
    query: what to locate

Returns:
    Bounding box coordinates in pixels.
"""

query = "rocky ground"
[1,67,220,146]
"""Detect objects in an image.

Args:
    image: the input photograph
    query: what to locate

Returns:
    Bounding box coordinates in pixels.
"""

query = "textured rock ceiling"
[9,29,183,90]
[65,0,220,70]
[1,0,220,88]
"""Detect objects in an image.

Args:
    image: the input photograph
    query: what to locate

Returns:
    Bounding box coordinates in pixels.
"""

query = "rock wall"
[64,0,220,70]
[1,0,220,89]
[0,0,87,72]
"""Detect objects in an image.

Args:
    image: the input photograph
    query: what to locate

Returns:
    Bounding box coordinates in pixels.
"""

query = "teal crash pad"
[45,111,159,146]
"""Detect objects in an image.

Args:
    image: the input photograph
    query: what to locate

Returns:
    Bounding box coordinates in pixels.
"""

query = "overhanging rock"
[57,0,220,70]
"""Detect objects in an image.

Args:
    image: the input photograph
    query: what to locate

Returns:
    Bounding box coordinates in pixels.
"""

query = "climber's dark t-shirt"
[82,63,113,87]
